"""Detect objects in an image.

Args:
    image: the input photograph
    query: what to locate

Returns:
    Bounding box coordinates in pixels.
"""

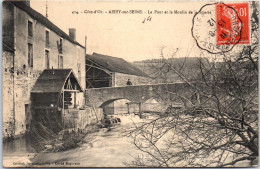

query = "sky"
[30,1,210,62]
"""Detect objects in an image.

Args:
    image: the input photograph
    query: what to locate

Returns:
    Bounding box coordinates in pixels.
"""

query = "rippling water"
[3,114,145,167]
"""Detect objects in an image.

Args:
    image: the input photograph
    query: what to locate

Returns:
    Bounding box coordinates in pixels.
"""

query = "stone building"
[86,52,151,88]
[86,52,152,115]
[2,1,86,139]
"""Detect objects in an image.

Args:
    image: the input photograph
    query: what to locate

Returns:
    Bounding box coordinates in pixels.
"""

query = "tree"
[126,2,258,167]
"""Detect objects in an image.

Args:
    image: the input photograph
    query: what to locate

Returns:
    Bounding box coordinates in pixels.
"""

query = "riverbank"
[29,114,144,167]
[3,114,145,167]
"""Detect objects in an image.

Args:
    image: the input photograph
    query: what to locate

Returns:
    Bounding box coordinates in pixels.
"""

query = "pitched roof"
[7,1,84,48]
[86,53,149,77]
[31,69,83,93]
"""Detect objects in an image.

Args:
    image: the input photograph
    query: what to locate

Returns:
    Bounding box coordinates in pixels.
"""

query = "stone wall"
[2,3,86,139]
[13,68,41,136]
[63,107,103,130]
[112,72,153,87]
[2,51,42,138]
[2,51,15,138]
[85,83,191,108]
[102,73,152,115]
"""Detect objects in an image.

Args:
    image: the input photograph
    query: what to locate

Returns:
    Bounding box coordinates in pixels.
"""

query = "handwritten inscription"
[142,16,152,23]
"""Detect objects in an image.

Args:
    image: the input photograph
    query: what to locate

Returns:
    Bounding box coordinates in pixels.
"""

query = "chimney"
[69,28,76,41]
[22,0,30,7]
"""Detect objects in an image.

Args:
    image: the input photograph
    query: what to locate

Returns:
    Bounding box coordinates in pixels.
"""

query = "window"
[28,43,33,67]
[59,38,63,53]
[45,30,49,48]
[45,50,50,69]
[59,55,63,68]
[28,21,33,37]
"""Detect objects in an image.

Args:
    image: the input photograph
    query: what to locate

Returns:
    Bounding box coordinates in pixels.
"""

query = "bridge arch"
[99,98,132,108]
[99,98,135,115]
[85,83,191,109]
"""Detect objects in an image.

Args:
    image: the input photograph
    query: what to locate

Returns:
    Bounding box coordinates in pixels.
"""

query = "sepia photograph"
[2,0,259,167]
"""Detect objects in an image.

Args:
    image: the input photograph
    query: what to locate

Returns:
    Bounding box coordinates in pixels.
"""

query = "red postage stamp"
[216,3,250,45]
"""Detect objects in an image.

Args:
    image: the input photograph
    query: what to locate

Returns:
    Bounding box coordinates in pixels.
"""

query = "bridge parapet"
[85,83,191,107]
[85,82,194,108]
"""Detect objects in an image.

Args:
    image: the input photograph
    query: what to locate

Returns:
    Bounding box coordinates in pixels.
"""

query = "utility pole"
[85,36,87,55]
[45,0,48,18]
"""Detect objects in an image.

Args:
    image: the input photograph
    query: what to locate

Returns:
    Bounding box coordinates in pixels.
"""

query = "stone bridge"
[85,83,194,108]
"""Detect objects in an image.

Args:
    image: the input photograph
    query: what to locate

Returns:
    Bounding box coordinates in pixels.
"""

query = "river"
[3,114,145,167]
[2,113,254,167]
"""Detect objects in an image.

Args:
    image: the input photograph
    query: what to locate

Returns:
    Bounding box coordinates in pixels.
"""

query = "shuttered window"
[45,50,50,69]
[28,21,33,37]
[45,30,49,48]
[28,43,33,67]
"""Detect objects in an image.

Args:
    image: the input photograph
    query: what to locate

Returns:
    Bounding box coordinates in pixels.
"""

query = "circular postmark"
[191,3,243,54]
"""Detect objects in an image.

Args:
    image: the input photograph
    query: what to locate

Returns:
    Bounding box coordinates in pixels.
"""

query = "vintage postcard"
[2,0,259,167]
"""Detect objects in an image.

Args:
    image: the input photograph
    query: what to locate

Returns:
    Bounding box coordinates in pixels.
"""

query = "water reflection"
[3,134,35,155]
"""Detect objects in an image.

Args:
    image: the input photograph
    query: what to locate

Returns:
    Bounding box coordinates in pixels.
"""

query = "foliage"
[126,2,258,167]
